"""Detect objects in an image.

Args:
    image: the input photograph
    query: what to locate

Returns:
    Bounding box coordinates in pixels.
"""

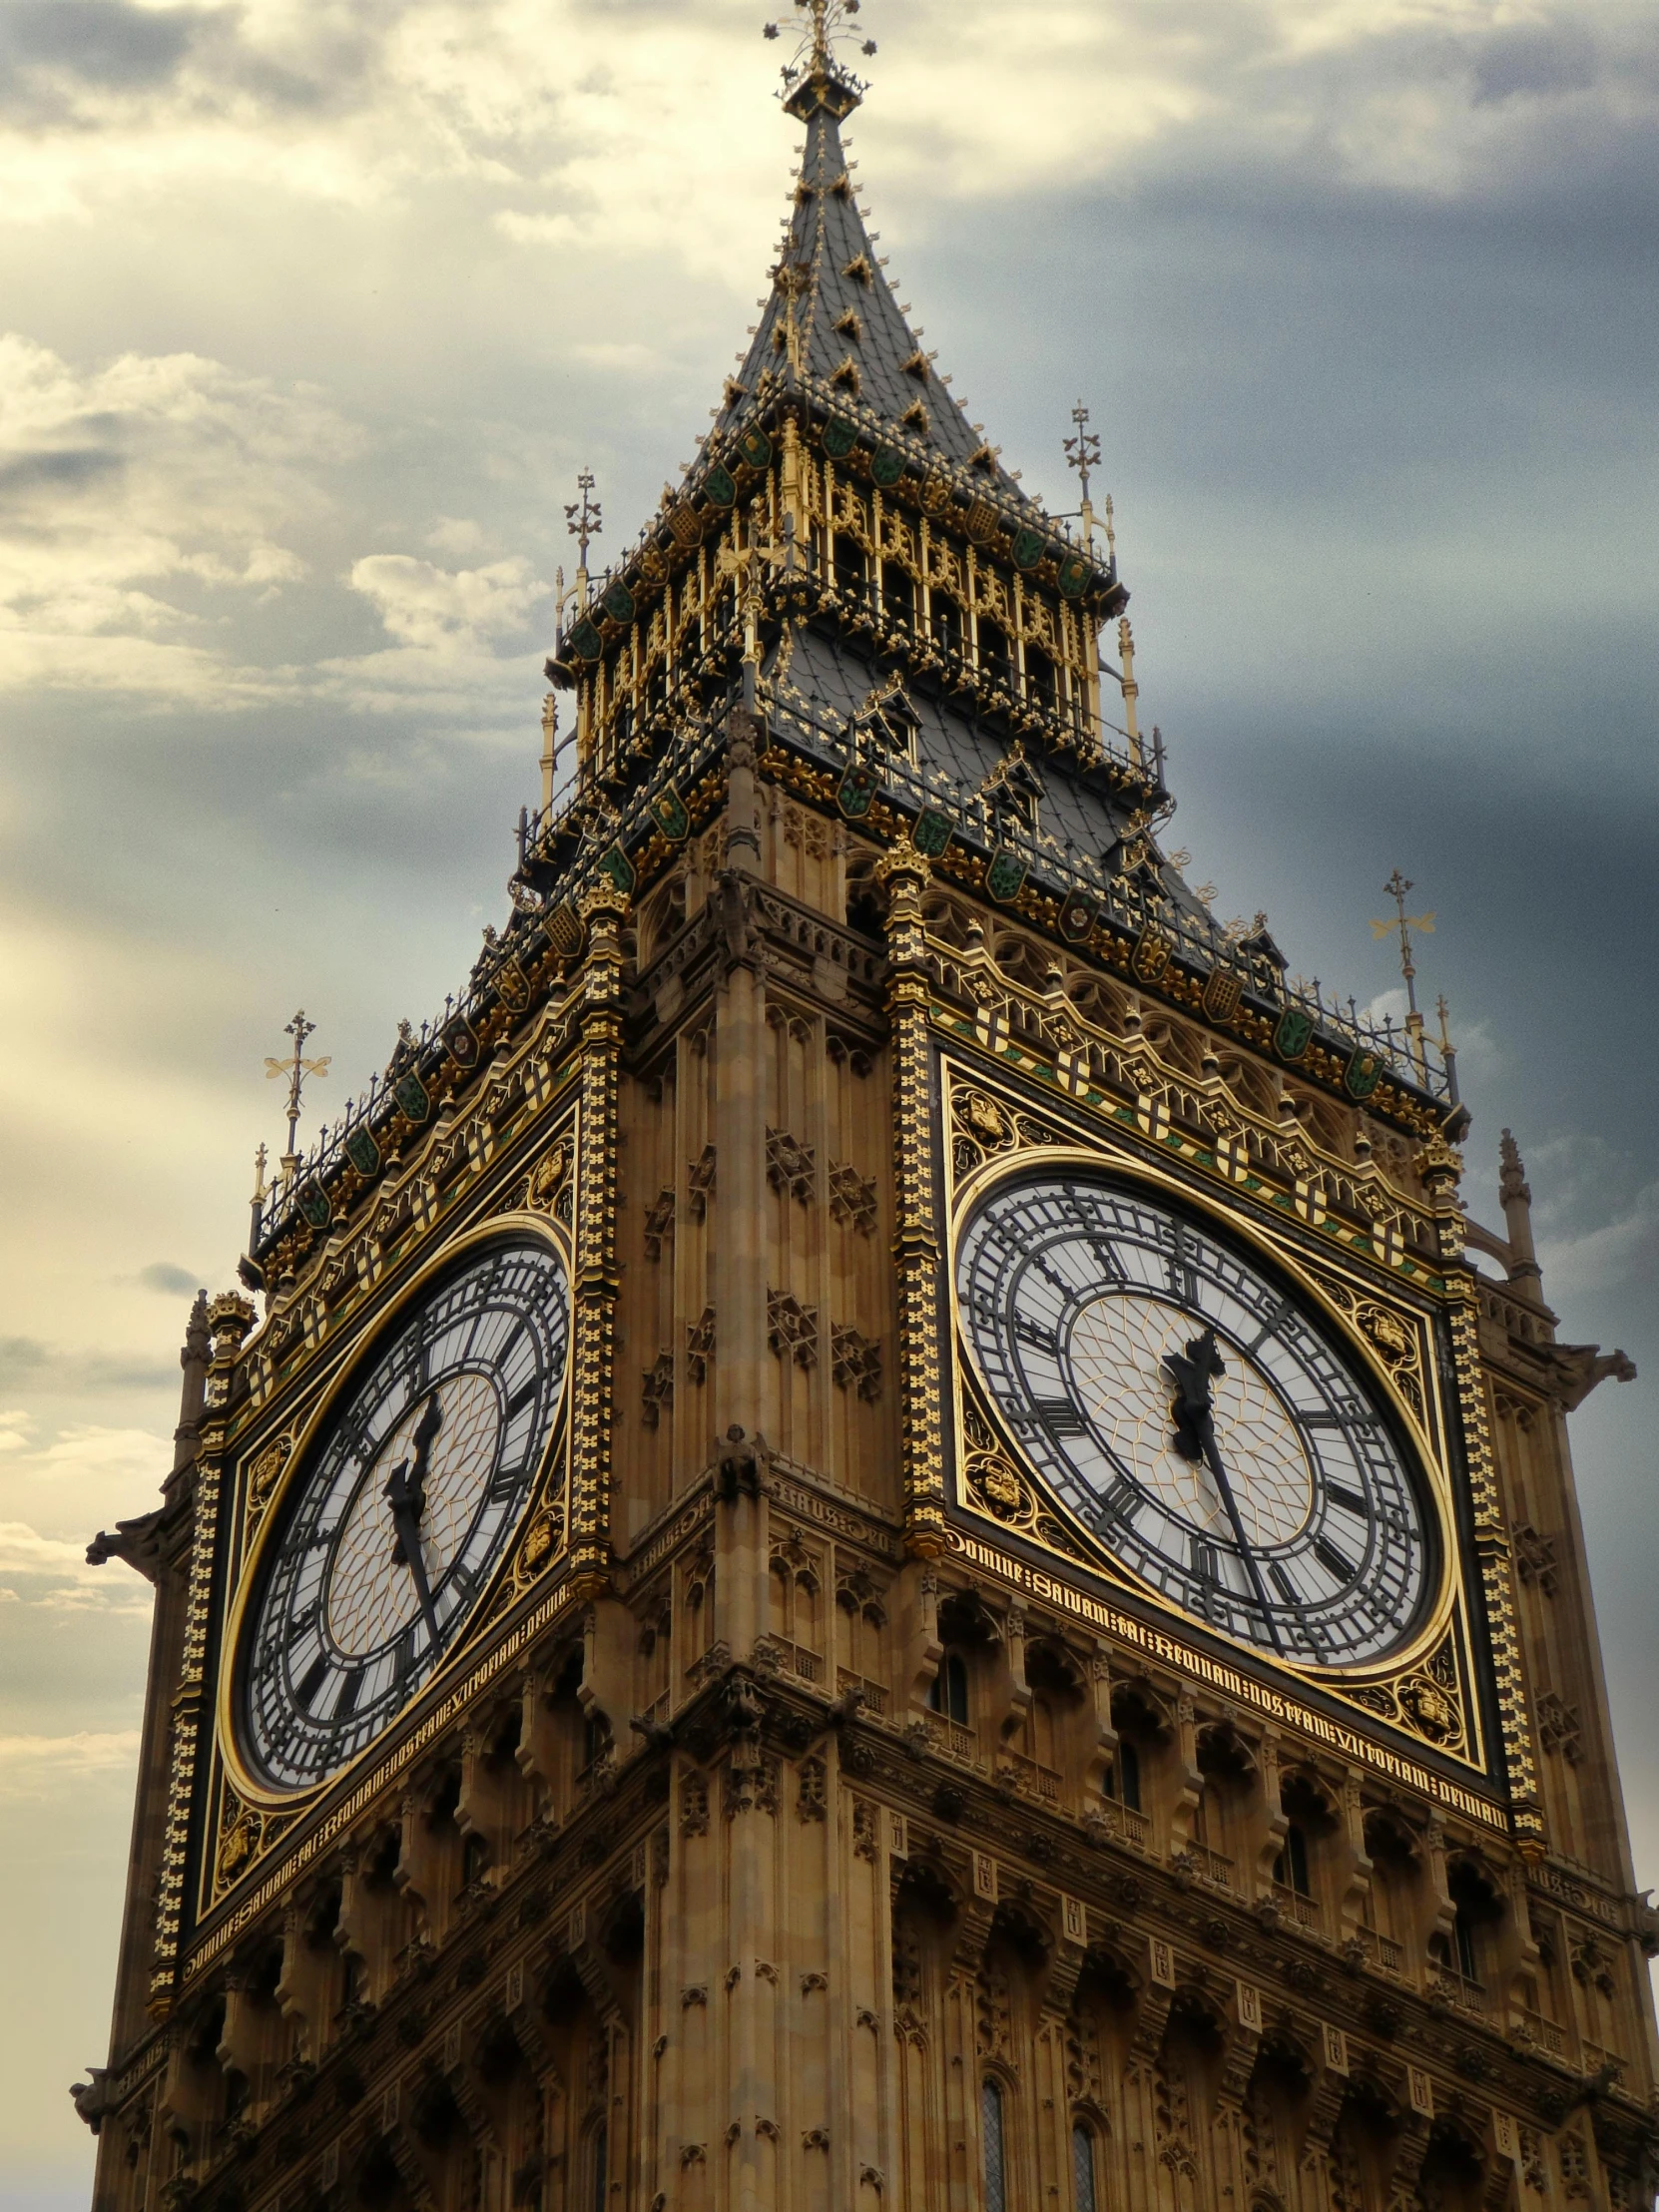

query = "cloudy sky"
[1,0,1655,2198]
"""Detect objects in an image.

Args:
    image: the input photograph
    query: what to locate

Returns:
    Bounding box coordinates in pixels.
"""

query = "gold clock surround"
[939,1055,1487,1778]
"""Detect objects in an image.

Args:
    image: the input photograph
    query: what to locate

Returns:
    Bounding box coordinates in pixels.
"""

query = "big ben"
[77,8,1659,2209]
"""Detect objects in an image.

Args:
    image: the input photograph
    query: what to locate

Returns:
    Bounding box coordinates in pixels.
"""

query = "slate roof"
[713,60,1035,508]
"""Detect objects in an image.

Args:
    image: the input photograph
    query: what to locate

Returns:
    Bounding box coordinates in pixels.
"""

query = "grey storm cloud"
[133,1262,202,1298]
[0,1336,173,1393]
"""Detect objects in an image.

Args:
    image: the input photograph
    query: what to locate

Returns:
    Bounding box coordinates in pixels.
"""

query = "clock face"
[241,1237,570,1791]
[956,1171,1432,1670]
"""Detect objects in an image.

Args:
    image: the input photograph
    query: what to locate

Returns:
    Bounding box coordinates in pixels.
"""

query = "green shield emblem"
[444,1016,479,1069]
[705,462,737,507]
[1345,1047,1382,1101]
[344,1128,381,1178]
[1012,526,1044,571]
[872,446,903,487]
[650,786,691,841]
[1274,1007,1314,1061]
[738,426,773,469]
[393,1072,430,1123]
[837,763,878,820]
[1059,890,1096,942]
[568,618,603,663]
[912,807,952,858]
[600,579,635,624]
[598,845,636,896]
[986,849,1027,903]
[823,416,856,459]
[298,1181,331,1231]
[1056,553,1090,599]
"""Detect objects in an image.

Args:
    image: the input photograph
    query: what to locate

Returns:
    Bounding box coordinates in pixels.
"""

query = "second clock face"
[241,1237,570,1792]
[955,1171,1432,1670]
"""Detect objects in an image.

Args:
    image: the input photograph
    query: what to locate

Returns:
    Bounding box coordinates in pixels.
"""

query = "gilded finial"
[564,470,602,610]
[1371,869,1434,1081]
[767,0,875,118]
[1064,400,1106,550]
[265,1011,329,1184]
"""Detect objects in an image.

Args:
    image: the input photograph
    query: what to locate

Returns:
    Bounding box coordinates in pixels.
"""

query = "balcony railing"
[1189,1844,1236,1893]
[1094,1800,1153,1856]
[1352,1924,1406,1978]
[994,1749,1063,1806]
[917,1708,981,1770]
[1428,1965,1487,2016]
[1272,1882,1323,1936]
[1515,2006,1566,2058]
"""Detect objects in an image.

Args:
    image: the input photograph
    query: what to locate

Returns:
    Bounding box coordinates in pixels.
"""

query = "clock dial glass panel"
[241,1238,569,1791]
[955,1172,1431,1669]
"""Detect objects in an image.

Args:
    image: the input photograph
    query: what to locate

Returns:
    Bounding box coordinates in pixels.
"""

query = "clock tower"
[80,13,1658,2211]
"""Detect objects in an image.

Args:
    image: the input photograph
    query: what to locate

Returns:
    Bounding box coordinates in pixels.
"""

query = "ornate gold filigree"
[949,1078,1064,1181]
[243,1433,292,1551]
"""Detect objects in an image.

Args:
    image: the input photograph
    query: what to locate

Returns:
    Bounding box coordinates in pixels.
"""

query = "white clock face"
[241,1238,569,1791]
[956,1172,1432,1669]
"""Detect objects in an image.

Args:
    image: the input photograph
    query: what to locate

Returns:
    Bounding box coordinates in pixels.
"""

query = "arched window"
[1452,1904,1479,1982]
[833,532,868,603]
[1276,1820,1312,1898]
[981,2078,1007,2212]
[929,1652,970,1726]
[977,618,1013,691]
[591,2124,608,2212]
[882,566,916,631]
[931,595,964,656]
[1072,2121,1098,2212]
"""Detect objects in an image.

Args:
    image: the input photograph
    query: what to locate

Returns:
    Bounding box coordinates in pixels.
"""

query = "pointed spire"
[719,5,1027,494]
[1498,1129,1544,1306]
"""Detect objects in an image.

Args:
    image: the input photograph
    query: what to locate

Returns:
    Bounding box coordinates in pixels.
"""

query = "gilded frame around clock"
[938,1054,1487,1776]
[212,1203,577,1831]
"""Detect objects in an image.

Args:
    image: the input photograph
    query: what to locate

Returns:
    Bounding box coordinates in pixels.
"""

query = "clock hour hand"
[385,1391,444,1654]
[1163,1330,1285,1653]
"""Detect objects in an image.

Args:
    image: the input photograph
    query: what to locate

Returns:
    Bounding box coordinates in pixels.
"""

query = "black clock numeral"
[1314,1536,1359,1583]
[1014,1316,1061,1359]
[1269,1563,1304,1610]
[295,1653,330,1711]
[1326,1482,1369,1518]
[333,1667,365,1721]
[1190,1536,1219,1586]
[506,1377,540,1420]
[487,1463,527,1504]
[1100,1476,1141,1526]
[285,1602,319,1648]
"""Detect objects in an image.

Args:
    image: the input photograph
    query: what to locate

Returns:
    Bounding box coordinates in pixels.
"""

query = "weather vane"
[764,0,876,86]
[564,469,602,607]
[1371,868,1435,1079]
[265,1010,330,1178]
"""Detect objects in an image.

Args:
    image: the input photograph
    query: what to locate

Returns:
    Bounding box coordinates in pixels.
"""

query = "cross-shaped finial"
[1370,868,1436,1076]
[265,1009,330,1171]
[1063,400,1101,506]
[564,469,602,574]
